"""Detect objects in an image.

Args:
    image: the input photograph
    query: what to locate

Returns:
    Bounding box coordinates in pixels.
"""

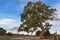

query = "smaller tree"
[0,28,6,35]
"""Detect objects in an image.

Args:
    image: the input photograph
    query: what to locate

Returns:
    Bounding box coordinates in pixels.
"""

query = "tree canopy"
[18,1,56,37]
[0,28,6,35]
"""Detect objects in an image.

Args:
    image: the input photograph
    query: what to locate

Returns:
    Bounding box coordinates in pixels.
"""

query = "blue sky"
[0,0,60,34]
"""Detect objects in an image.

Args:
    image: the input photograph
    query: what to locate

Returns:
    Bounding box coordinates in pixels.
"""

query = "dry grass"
[0,35,60,40]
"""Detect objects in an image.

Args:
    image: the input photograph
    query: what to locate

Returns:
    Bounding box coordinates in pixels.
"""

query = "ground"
[0,35,60,40]
[0,35,36,40]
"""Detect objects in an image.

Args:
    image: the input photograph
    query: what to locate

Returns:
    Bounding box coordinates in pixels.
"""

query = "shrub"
[7,32,12,36]
[36,31,41,36]
[0,28,6,35]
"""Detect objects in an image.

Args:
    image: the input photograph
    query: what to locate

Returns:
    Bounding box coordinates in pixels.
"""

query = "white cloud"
[0,18,20,29]
[0,18,16,24]
[53,2,60,19]
[46,20,60,25]
[50,29,60,34]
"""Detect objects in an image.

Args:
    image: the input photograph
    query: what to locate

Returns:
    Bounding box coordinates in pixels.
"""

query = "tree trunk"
[40,27,45,38]
[31,32,33,36]
[39,23,45,38]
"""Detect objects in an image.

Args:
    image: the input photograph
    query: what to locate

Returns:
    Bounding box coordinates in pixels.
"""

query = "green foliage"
[44,22,52,30]
[0,28,6,35]
[36,30,41,36]
[7,32,12,36]
[18,0,56,37]
[43,30,51,38]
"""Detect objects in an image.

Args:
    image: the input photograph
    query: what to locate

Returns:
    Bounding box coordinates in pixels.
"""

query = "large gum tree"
[18,1,56,38]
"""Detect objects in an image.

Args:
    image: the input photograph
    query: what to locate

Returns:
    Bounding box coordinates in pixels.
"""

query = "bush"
[0,28,6,35]
[36,31,41,36]
[7,32,12,36]
[43,30,51,38]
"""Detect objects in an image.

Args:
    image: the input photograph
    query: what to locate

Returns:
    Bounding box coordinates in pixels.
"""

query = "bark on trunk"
[39,23,45,38]
[40,27,45,38]
[31,32,32,36]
